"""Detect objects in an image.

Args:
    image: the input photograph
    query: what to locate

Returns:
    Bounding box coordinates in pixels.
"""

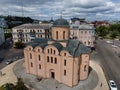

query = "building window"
[63,31,65,39]
[30,53,32,59]
[81,31,83,34]
[85,31,87,34]
[31,62,33,67]
[51,57,53,63]
[64,53,66,56]
[51,48,52,54]
[54,50,55,54]
[64,70,66,76]
[55,58,57,64]
[38,49,40,52]
[38,55,40,61]
[48,49,49,53]
[29,48,31,51]
[56,31,58,39]
[84,65,87,71]
[64,59,66,66]
[47,56,49,62]
[39,64,41,69]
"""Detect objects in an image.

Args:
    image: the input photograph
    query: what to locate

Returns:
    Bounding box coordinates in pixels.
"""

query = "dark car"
[5,59,13,65]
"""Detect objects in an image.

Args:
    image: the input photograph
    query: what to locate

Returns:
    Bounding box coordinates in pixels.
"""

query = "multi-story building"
[24,18,91,87]
[70,24,95,47]
[12,24,51,43]
[69,18,86,24]
[0,29,5,45]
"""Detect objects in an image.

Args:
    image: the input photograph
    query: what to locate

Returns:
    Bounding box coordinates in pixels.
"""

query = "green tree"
[110,31,119,39]
[96,26,109,37]
[15,78,28,90]
[14,42,24,49]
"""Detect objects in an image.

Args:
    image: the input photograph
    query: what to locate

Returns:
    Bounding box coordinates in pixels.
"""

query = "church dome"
[53,18,69,27]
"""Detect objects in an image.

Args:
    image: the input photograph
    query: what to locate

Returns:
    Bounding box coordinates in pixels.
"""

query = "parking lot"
[0,47,24,69]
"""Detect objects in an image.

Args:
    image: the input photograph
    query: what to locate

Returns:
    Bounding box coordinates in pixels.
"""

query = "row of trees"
[96,24,120,39]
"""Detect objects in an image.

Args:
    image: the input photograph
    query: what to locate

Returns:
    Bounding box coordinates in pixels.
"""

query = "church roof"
[26,38,91,57]
[66,40,91,57]
[53,18,69,27]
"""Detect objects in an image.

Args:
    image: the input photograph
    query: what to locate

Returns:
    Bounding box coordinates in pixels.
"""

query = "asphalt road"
[91,39,120,90]
[0,38,24,69]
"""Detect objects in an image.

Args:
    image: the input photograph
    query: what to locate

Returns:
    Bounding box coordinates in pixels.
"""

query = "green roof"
[26,38,91,57]
[66,39,91,57]
[53,18,69,27]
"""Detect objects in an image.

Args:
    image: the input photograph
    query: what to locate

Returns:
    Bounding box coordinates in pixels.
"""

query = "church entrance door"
[51,72,55,78]
[50,69,55,79]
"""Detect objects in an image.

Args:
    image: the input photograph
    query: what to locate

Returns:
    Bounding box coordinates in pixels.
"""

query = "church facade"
[24,18,91,87]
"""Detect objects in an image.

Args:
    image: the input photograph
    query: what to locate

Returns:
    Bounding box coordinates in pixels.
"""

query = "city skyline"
[0,0,120,21]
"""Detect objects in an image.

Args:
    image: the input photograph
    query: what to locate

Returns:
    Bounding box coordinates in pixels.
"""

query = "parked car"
[111,45,118,48]
[5,59,13,65]
[108,80,117,90]
[106,40,113,44]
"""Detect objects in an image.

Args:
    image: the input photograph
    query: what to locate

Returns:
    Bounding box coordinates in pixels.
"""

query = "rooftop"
[13,23,52,29]
[27,38,91,57]
[53,18,69,27]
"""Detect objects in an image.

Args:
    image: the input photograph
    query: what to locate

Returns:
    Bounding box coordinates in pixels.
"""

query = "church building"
[24,18,91,87]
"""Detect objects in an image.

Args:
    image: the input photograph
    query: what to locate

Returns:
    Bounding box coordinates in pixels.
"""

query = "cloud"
[0,0,120,20]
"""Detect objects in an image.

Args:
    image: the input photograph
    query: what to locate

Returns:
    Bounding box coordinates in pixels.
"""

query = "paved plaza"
[0,59,109,90]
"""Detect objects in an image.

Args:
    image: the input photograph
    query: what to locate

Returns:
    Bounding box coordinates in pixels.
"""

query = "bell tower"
[51,18,70,41]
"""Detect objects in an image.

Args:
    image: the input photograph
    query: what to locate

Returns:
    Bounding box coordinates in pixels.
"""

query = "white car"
[111,45,118,48]
[108,80,117,90]
[106,40,113,44]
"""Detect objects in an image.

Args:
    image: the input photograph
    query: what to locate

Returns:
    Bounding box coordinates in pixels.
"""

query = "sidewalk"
[90,60,109,90]
[0,60,20,86]
[0,59,109,90]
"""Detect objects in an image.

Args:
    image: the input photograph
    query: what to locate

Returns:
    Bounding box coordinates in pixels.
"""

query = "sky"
[0,0,120,21]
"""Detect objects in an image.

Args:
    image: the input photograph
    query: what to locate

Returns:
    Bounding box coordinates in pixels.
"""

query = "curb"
[90,60,109,90]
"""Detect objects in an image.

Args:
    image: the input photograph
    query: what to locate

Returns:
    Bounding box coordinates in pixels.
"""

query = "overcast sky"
[0,0,120,21]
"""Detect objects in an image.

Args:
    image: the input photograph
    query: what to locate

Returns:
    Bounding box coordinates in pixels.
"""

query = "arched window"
[31,62,33,67]
[84,65,87,71]
[56,31,58,39]
[51,48,52,54]
[39,64,41,69]
[38,55,40,61]
[64,53,66,56]
[63,31,65,39]
[48,49,49,53]
[38,49,40,52]
[30,53,32,59]
[64,59,66,66]
[55,58,57,64]
[64,70,66,76]
[47,56,49,62]
[54,50,55,54]
[51,57,53,63]
[29,48,31,51]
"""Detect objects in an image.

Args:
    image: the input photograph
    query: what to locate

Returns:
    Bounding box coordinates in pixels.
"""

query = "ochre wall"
[52,27,70,40]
